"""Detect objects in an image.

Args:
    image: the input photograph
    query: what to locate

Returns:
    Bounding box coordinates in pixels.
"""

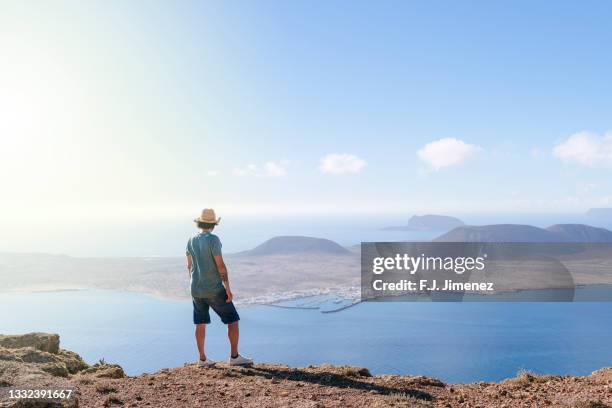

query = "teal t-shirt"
[186,232,224,298]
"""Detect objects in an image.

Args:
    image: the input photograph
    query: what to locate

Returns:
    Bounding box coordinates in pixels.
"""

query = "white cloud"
[553,131,612,167]
[234,161,287,177]
[417,138,482,170]
[262,161,287,177]
[319,153,366,175]
[233,164,257,177]
[206,170,219,176]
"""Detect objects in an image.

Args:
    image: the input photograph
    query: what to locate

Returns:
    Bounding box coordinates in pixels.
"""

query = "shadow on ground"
[233,366,434,401]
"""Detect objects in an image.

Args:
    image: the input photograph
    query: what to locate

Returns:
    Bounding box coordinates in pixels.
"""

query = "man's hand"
[186,254,192,278]
[214,254,233,303]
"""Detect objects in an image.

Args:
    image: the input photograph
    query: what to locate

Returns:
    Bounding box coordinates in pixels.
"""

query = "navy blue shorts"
[192,289,240,325]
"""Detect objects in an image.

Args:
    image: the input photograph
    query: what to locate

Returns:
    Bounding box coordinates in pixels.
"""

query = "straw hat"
[194,208,220,224]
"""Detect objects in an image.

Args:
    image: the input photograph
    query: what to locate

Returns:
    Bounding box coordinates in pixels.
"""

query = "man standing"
[186,208,253,367]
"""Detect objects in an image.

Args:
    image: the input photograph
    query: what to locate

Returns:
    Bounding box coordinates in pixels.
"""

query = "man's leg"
[210,292,246,362]
[228,321,239,358]
[195,324,206,360]
[193,298,211,361]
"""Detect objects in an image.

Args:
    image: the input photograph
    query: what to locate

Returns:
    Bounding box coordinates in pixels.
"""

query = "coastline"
[3,283,612,305]
[0,284,362,308]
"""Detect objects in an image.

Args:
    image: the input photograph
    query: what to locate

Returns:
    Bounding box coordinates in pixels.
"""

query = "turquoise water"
[1,289,611,383]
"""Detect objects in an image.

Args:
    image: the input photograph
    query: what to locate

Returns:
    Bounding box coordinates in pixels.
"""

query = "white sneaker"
[198,358,216,368]
[229,354,253,366]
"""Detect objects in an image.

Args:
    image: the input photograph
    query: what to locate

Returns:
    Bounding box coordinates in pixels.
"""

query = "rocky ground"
[1,333,611,408]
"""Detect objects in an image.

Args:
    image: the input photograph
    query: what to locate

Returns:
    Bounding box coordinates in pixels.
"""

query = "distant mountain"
[242,236,351,256]
[434,224,557,242]
[546,224,612,242]
[434,223,612,242]
[383,214,465,231]
[586,208,612,218]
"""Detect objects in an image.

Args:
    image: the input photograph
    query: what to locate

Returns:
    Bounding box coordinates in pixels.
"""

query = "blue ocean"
[2,289,611,384]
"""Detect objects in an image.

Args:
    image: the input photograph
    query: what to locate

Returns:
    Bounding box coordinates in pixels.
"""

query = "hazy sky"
[2,0,612,243]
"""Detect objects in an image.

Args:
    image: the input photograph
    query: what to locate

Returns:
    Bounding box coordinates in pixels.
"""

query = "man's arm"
[214,254,232,303]
[186,254,192,278]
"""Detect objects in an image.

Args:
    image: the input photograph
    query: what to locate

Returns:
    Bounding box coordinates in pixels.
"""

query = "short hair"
[197,221,216,230]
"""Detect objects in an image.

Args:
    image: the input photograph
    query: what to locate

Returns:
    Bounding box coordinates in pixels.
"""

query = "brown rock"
[58,350,89,374]
[0,333,60,354]
[40,361,70,377]
[80,364,126,379]
[0,346,24,362]
[0,346,89,375]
